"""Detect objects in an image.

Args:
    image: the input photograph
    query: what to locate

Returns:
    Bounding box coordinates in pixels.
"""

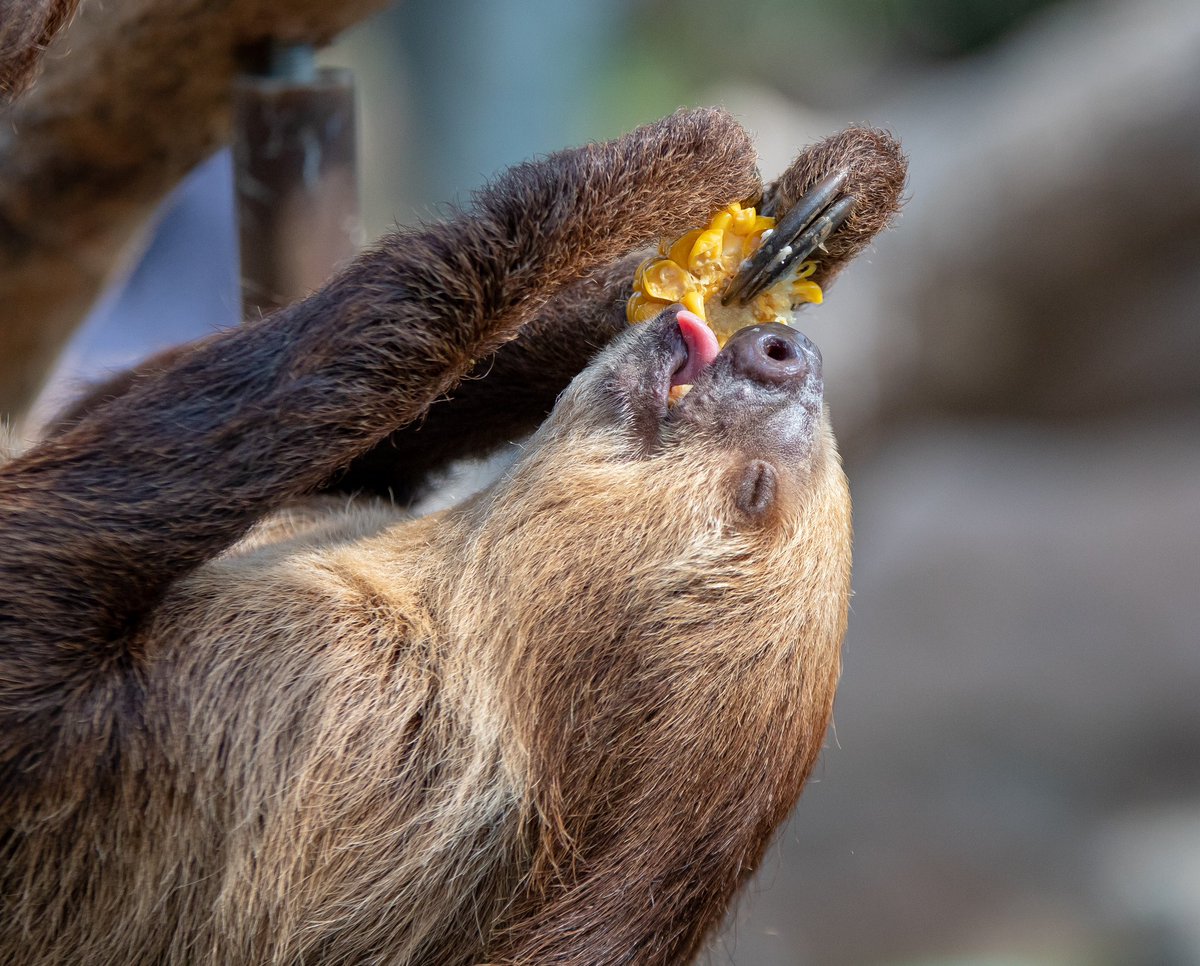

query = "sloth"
[0,109,904,964]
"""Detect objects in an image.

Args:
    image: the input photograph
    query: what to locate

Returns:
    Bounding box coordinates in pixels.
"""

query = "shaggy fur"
[0,0,78,101]
[49,128,907,505]
[0,109,902,964]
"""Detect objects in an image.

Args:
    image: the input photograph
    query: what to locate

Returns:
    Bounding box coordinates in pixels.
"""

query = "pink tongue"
[672,310,720,387]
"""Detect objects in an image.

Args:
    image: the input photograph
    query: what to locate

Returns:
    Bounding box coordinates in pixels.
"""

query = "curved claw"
[722,167,855,307]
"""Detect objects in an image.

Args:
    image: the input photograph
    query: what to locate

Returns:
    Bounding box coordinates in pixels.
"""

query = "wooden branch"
[0,0,387,422]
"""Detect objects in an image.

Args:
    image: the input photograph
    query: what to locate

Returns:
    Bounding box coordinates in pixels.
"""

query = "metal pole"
[232,44,360,320]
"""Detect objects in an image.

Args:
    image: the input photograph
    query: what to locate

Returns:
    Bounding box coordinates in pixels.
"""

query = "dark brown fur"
[0,111,904,964]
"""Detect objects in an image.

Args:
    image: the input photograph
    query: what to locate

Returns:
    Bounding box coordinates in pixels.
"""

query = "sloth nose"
[723,323,821,386]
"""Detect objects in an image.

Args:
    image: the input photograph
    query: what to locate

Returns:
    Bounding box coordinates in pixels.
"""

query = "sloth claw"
[722,168,856,306]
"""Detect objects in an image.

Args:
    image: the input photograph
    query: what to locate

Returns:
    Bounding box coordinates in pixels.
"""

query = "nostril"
[722,323,820,387]
[763,338,792,362]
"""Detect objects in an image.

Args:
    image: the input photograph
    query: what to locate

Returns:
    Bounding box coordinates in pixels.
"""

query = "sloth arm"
[0,107,760,780]
[43,253,642,505]
[45,128,905,506]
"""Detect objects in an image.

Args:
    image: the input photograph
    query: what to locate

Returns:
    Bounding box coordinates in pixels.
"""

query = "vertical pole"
[232,44,360,320]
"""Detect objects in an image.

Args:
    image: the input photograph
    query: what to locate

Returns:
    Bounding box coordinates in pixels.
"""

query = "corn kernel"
[742,228,767,254]
[730,205,758,235]
[668,384,692,405]
[641,259,693,302]
[633,255,655,288]
[666,228,702,268]
[790,279,823,304]
[626,291,670,323]
[688,228,725,275]
[681,290,706,320]
[719,231,748,267]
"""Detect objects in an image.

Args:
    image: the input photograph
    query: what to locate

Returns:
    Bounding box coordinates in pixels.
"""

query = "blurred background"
[14,0,1200,962]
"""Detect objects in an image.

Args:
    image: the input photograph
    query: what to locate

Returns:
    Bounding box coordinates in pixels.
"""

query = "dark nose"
[723,323,821,386]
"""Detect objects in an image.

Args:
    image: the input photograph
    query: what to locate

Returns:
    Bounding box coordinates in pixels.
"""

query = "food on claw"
[626,201,824,348]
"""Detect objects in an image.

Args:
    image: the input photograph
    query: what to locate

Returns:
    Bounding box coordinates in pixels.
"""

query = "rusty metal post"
[232,45,360,320]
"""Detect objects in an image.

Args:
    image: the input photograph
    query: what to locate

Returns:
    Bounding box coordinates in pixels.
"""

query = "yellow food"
[626,202,823,346]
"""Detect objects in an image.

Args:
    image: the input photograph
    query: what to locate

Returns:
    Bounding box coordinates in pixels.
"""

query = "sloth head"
[437,306,852,896]
[454,307,851,689]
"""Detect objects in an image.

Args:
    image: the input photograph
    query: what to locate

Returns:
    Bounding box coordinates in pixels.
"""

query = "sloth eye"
[735,459,777,517]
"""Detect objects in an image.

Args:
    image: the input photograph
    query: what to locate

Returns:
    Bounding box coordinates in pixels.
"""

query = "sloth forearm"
[45,254,642,504]
[328,253,639,501]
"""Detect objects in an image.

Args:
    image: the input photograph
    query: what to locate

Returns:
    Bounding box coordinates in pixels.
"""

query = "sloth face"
[461,305,850,698]
[603,309,824,462]
[465,307,849,625]
[536,308,837,531]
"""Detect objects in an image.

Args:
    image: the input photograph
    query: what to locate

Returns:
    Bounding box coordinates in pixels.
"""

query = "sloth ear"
[736,459,778,517]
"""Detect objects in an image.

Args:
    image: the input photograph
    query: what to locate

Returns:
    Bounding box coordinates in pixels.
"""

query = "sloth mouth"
[670,310,721,392]
[604,309,823,452]
[661,309,822,410]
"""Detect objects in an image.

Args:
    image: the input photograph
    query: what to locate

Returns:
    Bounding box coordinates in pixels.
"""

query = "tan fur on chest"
[116,505,528,963]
